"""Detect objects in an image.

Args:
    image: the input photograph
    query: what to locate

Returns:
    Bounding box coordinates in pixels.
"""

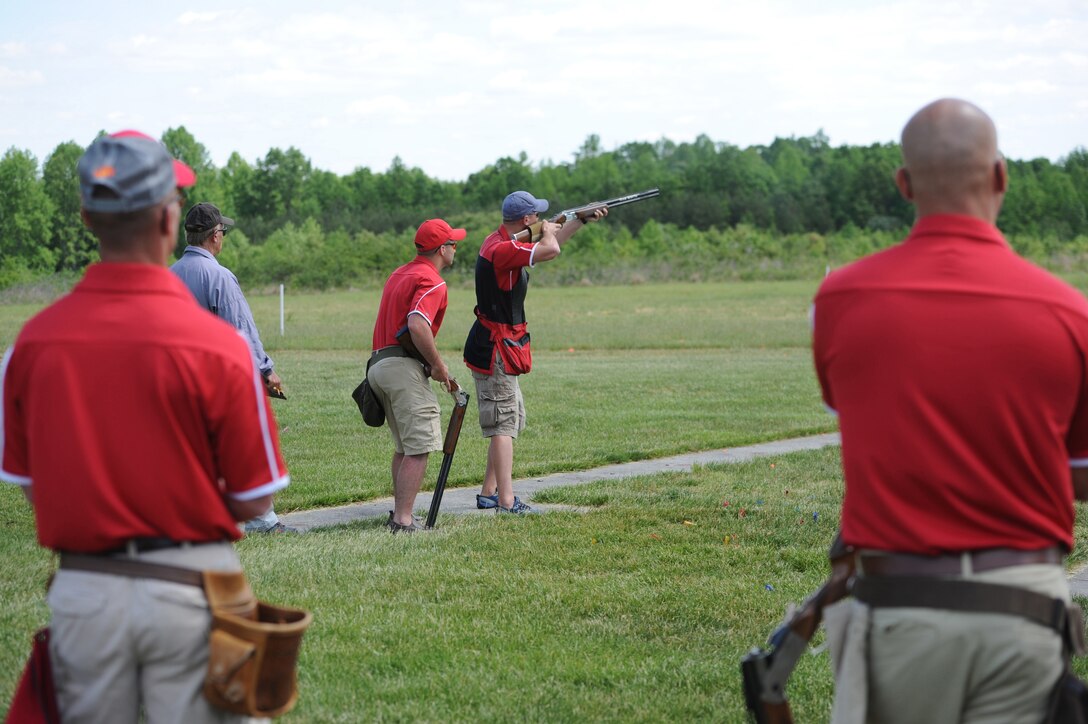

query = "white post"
[279,284,285,336]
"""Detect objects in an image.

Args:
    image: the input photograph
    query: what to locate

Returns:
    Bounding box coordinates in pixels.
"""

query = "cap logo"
[93,165,116,179]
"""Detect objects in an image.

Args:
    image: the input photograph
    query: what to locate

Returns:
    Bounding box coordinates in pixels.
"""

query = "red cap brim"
[173,159,196,188]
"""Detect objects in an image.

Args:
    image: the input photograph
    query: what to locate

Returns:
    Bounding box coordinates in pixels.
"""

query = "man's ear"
[895,167,913,201]
[80,208,92,229]
[994,158,1008,194]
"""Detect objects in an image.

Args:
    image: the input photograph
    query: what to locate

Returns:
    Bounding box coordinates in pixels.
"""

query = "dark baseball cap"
[502,191,549,221]
[78,130,196,213]
[184,203,235,234]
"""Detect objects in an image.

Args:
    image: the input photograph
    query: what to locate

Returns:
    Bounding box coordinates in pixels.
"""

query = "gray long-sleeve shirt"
[170,246,274,375]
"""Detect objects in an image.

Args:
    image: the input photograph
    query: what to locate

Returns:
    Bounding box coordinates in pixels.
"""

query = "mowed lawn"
[2,278,1087,722]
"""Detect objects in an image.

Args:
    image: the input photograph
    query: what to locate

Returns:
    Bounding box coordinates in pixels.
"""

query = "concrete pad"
[279,432,842,532]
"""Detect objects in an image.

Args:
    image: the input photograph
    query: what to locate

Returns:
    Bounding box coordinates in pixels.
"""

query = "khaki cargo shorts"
[368,356,442,455]
[472,352,526,438]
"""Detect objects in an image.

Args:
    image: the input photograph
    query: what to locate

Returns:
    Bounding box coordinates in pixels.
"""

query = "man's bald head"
[896,98,1007,222]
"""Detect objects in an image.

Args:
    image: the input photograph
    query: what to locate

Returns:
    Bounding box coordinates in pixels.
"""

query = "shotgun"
[741,535,855,723]
[424,381,470,529]
[511,188,660,243]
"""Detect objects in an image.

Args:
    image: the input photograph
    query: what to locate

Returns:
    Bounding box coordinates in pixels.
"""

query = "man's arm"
[226,494,274,522]
[555,207,607,246]
[407,313,451,389]
[217,274,274,375]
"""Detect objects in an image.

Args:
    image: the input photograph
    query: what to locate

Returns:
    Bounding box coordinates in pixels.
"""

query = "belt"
[59,553,207,587]
[371,346,409,364]
[87,537,207,557]
[858,547,1063,577]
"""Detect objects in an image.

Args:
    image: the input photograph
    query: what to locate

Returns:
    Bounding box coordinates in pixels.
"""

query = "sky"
[2,0,1086,182]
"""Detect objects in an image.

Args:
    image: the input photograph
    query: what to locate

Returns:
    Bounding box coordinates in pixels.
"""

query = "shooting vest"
[463,251,531,375]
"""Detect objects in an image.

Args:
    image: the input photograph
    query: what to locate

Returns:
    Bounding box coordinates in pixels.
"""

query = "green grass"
[2,278,1087,722]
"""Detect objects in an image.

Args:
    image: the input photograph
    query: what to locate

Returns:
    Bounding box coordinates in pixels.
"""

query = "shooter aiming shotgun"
[510,188,660,243]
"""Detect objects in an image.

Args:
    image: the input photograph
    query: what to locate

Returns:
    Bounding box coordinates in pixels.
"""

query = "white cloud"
[974,79,1061,96]
[0,66,43,88]
[178,11,221,25]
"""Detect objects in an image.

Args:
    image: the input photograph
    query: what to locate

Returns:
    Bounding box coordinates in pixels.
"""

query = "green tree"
[42,141,97,270]
[0,148,56,272]
[162,126,221,209]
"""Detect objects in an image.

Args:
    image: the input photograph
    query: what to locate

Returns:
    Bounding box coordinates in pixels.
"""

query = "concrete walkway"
[277,430,1088,595]
[279,432,842,531]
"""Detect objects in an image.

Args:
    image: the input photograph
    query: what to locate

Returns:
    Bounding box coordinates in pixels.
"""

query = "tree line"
[2,128,1086,289]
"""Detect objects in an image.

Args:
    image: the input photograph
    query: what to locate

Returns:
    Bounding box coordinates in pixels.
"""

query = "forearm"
[407,315,443,368]
[556,218,584,246]
[226,493,273,521]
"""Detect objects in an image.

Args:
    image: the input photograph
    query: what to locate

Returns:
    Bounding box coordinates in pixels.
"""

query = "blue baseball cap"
[502,191,549,221]
[78,131,195,213]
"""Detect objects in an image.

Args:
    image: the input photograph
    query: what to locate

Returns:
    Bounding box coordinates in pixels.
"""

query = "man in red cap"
[1,131,289,722]
[368,218,464,532]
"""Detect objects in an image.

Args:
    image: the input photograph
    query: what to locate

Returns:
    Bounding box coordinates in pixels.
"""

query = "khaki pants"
[368,356,442,455]
[47,543,264,724]
[828,563,1066,724]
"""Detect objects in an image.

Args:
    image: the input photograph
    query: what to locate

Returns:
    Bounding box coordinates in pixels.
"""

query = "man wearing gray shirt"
[172,202,295,533]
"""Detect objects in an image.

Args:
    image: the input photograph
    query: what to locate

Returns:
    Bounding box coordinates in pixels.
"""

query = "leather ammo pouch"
[853,576,1088,723]
[202,570,313,718]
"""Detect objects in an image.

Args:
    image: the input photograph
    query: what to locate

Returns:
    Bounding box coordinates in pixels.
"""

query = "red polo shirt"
[371,258,447,350]
[1,263,289,553]
[813,214,1088,554]
[481,226,536,288]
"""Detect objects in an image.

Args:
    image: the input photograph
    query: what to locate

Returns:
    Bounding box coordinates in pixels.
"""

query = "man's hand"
[264,370,286,399]
[583,207,608,224]
[430,359,453,391]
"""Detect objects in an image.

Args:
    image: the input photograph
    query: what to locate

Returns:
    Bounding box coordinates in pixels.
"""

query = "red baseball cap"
[414,219,467,252]
[110,130,196,188]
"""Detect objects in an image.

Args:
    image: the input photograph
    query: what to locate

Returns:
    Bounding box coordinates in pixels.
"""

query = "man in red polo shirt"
[369,218,463,532]
[813,99,1088,722]
[463,191,605,514]
[1,131,288,722]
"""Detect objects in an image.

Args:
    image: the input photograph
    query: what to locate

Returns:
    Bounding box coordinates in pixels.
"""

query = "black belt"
[80,538,216,557]
[371,346,409,365]
[858,547,1062,577]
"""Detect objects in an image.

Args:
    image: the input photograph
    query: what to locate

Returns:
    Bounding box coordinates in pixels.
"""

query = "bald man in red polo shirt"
[1,132,288,723]
[813,99,1088,722]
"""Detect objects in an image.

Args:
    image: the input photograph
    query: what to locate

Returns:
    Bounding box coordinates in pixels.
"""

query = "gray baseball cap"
[502,190,549,221]
[78,131,196,213]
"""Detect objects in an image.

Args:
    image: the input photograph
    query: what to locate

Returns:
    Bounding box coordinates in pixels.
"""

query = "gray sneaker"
[387,511,424,533]
[250,522,299,534]
[497,499,534,515]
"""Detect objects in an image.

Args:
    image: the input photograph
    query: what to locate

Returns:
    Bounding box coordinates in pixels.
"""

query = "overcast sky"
[2,0,1086,181]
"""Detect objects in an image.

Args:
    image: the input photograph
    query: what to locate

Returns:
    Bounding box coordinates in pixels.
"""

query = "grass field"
[2,277,1087,722]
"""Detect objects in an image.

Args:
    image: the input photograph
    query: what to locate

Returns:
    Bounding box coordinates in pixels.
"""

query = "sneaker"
[252,522,299,534]
[497,499,534,515]
[387,511,423,534]
[477,494,522,510]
